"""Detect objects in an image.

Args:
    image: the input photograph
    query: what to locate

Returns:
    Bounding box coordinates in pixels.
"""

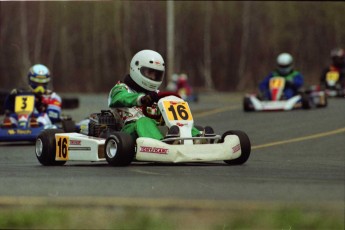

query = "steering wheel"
[142,91,181,121]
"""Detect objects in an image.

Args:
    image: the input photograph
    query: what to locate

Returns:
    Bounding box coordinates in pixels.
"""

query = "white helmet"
[276,53,293,75]
[130,50,165,91]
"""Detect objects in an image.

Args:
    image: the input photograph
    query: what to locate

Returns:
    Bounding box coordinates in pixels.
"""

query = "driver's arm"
[108,83,144,108]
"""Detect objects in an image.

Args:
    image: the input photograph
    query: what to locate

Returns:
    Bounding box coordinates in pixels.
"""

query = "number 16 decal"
[56,136,69,160]
[163,101,193,121]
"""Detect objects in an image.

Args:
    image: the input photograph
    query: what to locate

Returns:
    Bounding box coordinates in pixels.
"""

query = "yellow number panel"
[269,77,285,90]
[326,71,339,82]
[163,101,193,121]
[56,136,69,160]
[14,95,35,114]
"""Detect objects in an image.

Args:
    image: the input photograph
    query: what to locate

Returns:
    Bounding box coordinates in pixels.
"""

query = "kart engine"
[88,110,122,137]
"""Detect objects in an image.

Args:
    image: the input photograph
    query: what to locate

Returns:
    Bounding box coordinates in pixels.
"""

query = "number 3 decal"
[14,95,35,114]
[56,136,69,160]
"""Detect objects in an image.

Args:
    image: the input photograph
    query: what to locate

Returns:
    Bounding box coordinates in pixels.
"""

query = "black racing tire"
[104,132,135,166]
[194,125,204,132]
[61,97,79,109]
[35,129,66,166]
[62,119,76,132]
[222,130,251,165]
[243,97,254,112]
[301,93,311,109]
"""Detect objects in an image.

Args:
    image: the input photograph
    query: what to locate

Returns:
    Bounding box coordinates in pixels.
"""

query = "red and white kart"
[243,77,327,111]
[35,93,251,166]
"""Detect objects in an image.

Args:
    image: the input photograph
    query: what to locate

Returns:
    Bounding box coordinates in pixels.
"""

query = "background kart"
[243,77,327,112]
[318,69,345,97]
[0,89,79,114]
[0,92,78,142]
[35,93,251,166]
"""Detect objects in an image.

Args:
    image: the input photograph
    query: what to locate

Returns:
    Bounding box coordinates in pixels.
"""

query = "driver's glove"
[35,95,48,113]
[140,91,159,106]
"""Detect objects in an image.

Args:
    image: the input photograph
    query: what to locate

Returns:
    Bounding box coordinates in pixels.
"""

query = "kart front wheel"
[301,93,311,109]
[35,129,66,166]
[104,132,135,166]
[243,97,254,112]
[222,130,251,165]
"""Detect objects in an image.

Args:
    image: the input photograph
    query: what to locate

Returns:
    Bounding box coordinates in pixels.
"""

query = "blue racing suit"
[259,70,304,100]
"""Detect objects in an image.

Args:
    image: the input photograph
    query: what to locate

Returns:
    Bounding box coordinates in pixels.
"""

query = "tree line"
[0,1,344,93]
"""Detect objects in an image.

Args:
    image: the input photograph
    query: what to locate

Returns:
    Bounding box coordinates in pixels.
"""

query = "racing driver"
[108,49,213,143]
[320,47,345,92]
[2,64,62,128]
[259,53,304,100]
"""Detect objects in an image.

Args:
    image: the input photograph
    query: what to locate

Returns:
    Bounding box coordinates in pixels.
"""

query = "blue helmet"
[28,64,50,93]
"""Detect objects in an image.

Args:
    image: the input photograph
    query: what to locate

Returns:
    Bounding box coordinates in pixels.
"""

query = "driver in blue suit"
[259,53,304,100]
[2,64,62,128]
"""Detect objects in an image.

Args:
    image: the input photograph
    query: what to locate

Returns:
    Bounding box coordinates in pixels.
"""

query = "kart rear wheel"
[222,130,251,165]
[104,132,135,166]
[243,97,254,112]
[62,119,76,132]
[35,129,66,166]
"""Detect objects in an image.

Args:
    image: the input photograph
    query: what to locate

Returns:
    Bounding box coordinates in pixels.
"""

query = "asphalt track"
[0,93,344,210]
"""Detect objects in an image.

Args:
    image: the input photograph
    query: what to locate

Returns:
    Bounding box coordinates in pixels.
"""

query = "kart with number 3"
[35,92,251,166]
[0,92,77,142]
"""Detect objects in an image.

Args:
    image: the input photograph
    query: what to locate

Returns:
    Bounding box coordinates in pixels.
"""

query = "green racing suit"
[108,81,200,140]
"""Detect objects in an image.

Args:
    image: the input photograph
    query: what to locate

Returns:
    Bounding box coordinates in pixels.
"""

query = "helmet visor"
[140,67,164,82]
[277,64,292,75]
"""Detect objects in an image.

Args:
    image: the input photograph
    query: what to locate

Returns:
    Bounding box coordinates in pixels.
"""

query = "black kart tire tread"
[222,130,251,165]
[301,94,311,109]
[36,129,66,166]
[62,119,76,132]
[243,97,254,112]
[104,132,135,166]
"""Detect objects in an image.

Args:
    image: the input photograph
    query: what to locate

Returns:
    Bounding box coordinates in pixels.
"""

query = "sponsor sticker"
[140,146,168,154]
[70,140,81,145]
[232,144,241,153]
[7,129,32,135]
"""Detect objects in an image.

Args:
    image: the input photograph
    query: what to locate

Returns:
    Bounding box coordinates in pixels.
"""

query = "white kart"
[35,93,251,166]
[243,77,327,111]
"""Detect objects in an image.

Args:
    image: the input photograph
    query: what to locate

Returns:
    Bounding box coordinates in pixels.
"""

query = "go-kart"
[311,70,345,97]
[35,92,251,166]
[0,92,77,142]
[243,77,327,111]
[0,88,79,114]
